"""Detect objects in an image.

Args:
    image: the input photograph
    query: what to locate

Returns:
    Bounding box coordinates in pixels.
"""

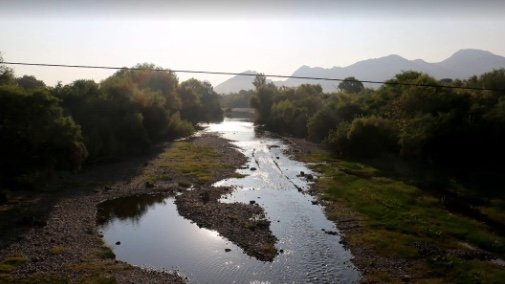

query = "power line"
[2,61,504,92]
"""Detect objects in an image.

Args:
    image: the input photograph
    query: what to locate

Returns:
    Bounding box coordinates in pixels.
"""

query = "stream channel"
[97,117,361,283]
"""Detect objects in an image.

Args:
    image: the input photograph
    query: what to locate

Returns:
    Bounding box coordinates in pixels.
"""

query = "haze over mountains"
[214,49,505,94]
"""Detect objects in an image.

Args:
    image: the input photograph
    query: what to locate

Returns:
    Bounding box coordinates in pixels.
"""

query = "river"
[97,117,361,283]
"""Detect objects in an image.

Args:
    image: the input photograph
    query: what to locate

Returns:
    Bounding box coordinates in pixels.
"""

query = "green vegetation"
[220,89,254,109]
[0,255,27,273]
[0,248,122,283]
[249,70,505,281]
[96,246,116,260]
[0,84,87,187]
[49,245,66,255]
[338,76,364,93]
[143,140,242,185]
[251,69,505,169]
[52,65,221,163]
[0,60,223,191]
[251,70,505,196]
[303,152,505,282]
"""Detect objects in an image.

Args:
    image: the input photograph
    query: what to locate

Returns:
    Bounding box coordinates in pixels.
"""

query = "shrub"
[346,116,398,158]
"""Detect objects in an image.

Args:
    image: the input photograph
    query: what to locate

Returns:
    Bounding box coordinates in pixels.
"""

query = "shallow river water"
[98,117,361,283]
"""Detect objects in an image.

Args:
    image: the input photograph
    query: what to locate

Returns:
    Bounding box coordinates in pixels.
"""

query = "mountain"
[436,49,505,78]
[214,49,505,93]
[213,70,258,94]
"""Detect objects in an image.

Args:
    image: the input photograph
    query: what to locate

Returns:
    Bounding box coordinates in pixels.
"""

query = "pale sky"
[1,0,505,87]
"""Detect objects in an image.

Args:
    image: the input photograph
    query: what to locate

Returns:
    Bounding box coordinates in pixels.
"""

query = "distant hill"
[213,71,259,94]
[214,49,505,93]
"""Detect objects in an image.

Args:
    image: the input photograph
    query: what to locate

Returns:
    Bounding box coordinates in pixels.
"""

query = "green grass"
[49,245,66,255]
[0,254,118,283]
[144,141,242,185]
[303,151,505,283]
[0,255,27,273]
[479,200,505,225]
[96,246,115,260]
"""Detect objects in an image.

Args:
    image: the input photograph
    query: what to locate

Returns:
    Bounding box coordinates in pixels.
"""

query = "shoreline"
[283,136,505,283]
[0,134,277,283]
[0,143,187,283]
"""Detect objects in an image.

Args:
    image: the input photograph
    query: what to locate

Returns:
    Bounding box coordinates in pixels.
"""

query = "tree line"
[250,70,505,183]
[0,61,222,191]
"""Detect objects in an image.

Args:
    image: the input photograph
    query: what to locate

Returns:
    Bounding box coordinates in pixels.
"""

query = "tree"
[178,79,223,123]
[253,73,267,89]
[16,75,46,90]
[0,53,16,86]
[251,74,276,124]
[0,67,15,86]
[219,89,255,109]
[345,116,398,158]
[338,77,364,93]
[0,85,87,186]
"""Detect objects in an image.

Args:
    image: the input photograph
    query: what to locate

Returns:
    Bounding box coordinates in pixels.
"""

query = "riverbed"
[98,117,360,283]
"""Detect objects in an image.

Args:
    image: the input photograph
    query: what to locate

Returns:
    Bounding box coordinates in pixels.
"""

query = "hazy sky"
[1,0,505,87]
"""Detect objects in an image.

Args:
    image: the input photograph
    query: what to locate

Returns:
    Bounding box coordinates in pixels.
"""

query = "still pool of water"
[97,117,361,283]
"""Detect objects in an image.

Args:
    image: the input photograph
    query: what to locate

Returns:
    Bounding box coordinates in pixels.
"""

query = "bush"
[308,108,338,142]
[167,112,195,138]
[327,117,398,158]
[326,122,352,155]
[346,116,398,158]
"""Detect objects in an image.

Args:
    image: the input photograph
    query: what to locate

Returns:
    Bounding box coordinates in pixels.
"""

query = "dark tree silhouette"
[338,77,364,93]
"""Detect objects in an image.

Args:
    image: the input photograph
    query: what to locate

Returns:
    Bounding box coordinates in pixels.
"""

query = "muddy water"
[98,117,360,283]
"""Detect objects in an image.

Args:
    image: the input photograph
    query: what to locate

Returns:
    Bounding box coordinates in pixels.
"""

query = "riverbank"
[0,133,263,283]
[0,141,186,283]
[3,128,503,283]
[283,137,505,283]
[144,134,278,261]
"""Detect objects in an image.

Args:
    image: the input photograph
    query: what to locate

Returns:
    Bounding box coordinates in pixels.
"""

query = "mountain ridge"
[214,49,505,94]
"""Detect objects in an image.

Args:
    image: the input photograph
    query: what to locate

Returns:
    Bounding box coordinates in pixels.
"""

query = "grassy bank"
[301,151,505,283]
[142,136,244,185]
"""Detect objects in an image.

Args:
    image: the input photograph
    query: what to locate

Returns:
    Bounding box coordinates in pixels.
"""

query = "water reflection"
[97,117,361,283]
[97,194,167,225]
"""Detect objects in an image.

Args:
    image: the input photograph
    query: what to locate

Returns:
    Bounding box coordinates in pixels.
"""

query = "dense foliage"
[251,70,505,171]
[0,62,223,188]
[219,89,254,109]
[0,84,87,186]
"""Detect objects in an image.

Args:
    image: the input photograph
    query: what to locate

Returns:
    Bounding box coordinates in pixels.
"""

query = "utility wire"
[2,61,504,92]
